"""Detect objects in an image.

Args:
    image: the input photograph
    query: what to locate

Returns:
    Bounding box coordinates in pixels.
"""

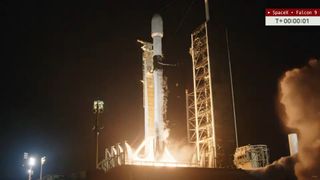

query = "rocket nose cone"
[151,14,163,37]
[152,14,162,23]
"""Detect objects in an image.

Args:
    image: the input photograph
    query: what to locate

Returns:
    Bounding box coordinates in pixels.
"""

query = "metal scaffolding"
[185,90,196,144]
[187,22,216,168]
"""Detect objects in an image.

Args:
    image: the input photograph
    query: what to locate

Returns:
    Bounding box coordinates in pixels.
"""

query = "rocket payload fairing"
[140,14,166,160]
[151,14,163,59]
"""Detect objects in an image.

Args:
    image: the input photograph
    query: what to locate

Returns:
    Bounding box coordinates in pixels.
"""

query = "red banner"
[266,9,320,16]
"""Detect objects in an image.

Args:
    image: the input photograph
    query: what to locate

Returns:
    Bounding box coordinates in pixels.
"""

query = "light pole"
[93,100,104,169]
[27,169,33,180]
[40,156,46,180]
[28,157,36,180]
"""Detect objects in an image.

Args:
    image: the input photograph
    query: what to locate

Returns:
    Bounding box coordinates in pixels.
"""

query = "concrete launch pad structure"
[88,165,258,180]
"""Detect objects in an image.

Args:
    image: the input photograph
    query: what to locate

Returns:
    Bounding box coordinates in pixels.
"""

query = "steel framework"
[187,22,216,167]
[233,144,269,169]
[185,90,195,144]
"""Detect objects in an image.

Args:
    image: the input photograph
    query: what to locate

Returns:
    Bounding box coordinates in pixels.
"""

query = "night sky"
[1,0,320,179]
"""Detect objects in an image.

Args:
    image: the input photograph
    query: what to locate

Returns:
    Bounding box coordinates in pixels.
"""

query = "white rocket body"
[152,14,165,160]
[142,14,165,160]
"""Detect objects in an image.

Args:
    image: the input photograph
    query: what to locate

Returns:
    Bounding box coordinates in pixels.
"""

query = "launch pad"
[96,0,270,174]
[97,14,190,172]
[97,10,231,172]
[89,165,258,180]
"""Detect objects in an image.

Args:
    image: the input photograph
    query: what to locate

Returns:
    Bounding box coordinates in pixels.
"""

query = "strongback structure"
[138,39,155,158]
[187,0,237,168]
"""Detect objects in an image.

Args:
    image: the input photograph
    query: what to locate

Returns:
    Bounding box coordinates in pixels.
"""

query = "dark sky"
[1,0,320,179]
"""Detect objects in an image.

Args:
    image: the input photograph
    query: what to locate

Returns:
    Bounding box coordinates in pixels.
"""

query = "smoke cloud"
[279,59,320,179]
[249,155,297,180]
[248,59,320,179]
[167,139,194,163]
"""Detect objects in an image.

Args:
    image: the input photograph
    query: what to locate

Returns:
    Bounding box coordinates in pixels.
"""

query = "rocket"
[140,14,166,161]
[151,14,165,160]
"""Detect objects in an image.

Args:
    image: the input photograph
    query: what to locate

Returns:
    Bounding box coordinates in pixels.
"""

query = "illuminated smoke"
[167,139,194,163]
[248,155,297,180]
[279,59,320,179]
[248,59,320,179]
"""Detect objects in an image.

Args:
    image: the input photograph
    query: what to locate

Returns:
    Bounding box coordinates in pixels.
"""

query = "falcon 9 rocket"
[139,14,166,161]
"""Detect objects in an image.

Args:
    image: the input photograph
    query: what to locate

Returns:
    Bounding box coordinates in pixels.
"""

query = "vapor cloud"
[167,139,194,163]
[279,59,320,179]
[248,155,297,180]
[248,59,320,180]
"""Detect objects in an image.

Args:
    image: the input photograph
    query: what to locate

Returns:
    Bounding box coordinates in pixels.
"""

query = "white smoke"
[249,59,320,180]
[279,59,320,179]
[167,139,194,163]
[249,155,297,180]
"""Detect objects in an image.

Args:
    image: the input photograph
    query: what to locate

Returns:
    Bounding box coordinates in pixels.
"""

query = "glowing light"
[93,100,104,113]
[28,157,36,166]
[124,137,193,168]
[41,156,46,165]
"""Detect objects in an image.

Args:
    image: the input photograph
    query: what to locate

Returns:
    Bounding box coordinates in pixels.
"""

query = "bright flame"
[126,138,191,167]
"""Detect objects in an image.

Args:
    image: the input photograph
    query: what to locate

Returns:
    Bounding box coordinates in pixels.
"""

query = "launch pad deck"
[88,165,258,180]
